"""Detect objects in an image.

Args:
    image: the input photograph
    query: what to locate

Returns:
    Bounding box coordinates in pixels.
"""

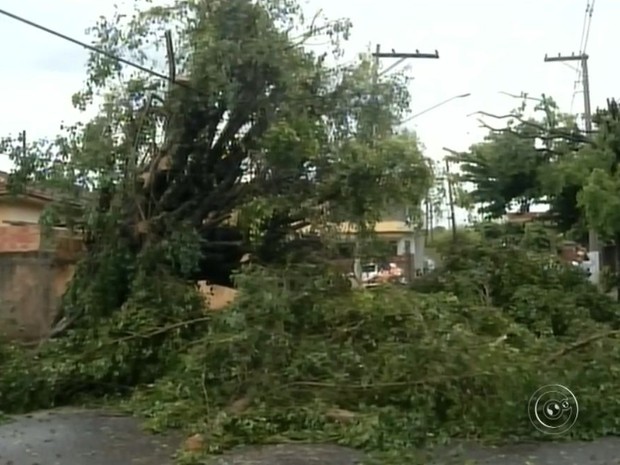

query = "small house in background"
[502,209,615,281]
[504,211,548,224]
[0,170,84,342]
[326,204,417,276]
[0,171,51,225]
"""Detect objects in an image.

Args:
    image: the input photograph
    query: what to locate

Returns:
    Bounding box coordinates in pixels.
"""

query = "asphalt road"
[2,408,620,465]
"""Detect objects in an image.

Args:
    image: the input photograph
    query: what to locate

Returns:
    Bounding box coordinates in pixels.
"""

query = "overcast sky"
[0,0,616,222]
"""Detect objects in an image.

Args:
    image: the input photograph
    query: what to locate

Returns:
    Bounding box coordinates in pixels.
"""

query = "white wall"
[0,200,43,224]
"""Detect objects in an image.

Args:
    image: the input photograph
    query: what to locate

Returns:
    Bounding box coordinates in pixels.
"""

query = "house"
[0,171,51,225]
[0,171,84,342]
[318,204,422,278]
[336,204,416,258]
[504,211,547,224]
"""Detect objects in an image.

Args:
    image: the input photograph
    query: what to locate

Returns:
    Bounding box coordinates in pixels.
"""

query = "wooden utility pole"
[544,52,599,283]
[371,46,439,282]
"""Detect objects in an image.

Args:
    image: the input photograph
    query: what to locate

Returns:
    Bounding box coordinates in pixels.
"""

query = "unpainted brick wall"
[0,253,52,342]
[0,225,80,342]
[0,225,40,252]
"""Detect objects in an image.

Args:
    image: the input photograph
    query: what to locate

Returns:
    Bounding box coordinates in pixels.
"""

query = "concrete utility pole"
[368,46,439,282]
[544,53,592,133]
[544,52,599,284]
[444,159,457,241]
[371,46,440,133]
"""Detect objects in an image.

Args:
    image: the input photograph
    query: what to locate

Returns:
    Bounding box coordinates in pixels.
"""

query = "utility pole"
[544,52,599,284]
[445,158,457,241]
[371,46,439,282]
[429,198,434,242]
[424,197,430,245]
[442,148,461,241]
[544,53,592,133]
[352,45,383,284]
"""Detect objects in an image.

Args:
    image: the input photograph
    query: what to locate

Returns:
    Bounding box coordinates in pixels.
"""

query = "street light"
[400,92,471,124]
[398,93,470,278]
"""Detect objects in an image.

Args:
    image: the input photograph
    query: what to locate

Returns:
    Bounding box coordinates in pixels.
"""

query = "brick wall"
[0,225,81,342]
[0,225,41,252]
[0,253,54,342]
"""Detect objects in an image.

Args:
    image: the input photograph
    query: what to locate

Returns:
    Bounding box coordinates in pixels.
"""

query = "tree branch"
[473,111,592,145]
[546,329,620,363]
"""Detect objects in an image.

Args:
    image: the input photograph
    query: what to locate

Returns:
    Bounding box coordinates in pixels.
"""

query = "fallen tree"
[4,2,620,464]
[1,0,431,334]
[3,229,620,464]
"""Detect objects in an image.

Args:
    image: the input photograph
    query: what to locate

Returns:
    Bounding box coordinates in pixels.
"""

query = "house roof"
[0,170,55,202]
[504,212,546,224]
[337,221,414,234]
[300,220,413,236]
[0,170,87,205]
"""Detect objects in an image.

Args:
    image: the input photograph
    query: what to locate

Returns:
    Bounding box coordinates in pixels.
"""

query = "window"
[336,243,355,258]
[403,240,412,254]
[362,264,377,273]
[388,240,398,256]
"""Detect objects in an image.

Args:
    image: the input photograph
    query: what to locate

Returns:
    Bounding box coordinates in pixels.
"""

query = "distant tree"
[576,99,620,295]
[451,94,586,235]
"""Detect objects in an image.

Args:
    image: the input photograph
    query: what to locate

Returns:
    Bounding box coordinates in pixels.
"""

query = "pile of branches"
[3,235,620,463]
[126,255,620,463]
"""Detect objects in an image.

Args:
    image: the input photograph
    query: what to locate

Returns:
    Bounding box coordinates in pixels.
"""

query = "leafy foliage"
[451,95,587,237]
[1,0,431,289]
[578,100,620,239]
[4,2,620,465]
[3,225,620,465]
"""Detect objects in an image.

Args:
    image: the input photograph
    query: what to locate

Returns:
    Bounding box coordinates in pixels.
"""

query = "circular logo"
[528,384,578,435]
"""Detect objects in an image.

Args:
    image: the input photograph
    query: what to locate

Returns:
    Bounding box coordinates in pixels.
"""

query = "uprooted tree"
[9,3,620,464]
[1,0,431,326]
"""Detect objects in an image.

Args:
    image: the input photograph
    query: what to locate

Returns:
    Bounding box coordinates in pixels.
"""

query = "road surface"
[1,408,620,464]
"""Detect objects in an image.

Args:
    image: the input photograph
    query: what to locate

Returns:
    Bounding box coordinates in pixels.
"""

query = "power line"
[577,1,590,53]
[0,7,172,82]
[570,1,589,111]
[0,7,362,106]
[570,0,595,113]
[582,0,596,52]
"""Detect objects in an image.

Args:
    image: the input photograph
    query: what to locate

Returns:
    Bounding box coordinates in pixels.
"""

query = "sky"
[0,0,616,223]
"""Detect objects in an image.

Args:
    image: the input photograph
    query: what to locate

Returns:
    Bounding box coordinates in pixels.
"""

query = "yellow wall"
[0,197,46,224]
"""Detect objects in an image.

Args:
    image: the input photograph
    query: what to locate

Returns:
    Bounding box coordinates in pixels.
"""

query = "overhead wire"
[582,0,596,53]
[0,7,173,83]
[0,7,361,106]
[570,0,595,113]
[577,1,589,55]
